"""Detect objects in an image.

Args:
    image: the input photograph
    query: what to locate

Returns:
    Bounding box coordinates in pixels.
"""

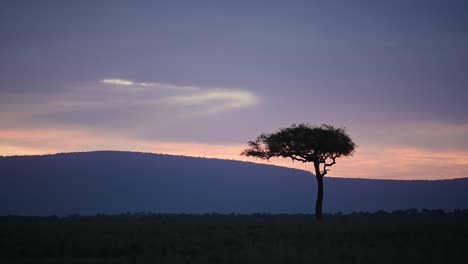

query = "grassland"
[1,214,467,264]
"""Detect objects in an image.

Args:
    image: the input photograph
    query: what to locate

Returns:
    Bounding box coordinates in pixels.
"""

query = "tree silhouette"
[242,123,356,220]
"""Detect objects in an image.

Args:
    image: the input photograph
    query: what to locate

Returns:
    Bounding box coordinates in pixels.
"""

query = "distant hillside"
[1,151,467,215]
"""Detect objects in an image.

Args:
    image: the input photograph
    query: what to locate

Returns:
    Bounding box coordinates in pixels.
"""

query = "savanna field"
[1,213,467,264]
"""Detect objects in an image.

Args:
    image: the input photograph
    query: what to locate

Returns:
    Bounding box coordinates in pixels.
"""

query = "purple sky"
[1,0,467,179]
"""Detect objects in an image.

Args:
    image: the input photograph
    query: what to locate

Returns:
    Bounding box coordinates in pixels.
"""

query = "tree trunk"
[314,162,324,221]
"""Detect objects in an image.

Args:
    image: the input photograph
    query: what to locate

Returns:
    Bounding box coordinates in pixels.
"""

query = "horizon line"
[2,149,467,182]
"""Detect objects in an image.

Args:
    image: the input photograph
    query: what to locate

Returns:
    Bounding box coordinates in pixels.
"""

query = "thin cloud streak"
[98,78,258,114]
[0,79,259,130]
[100,78,201,92]
[167,89,257,114]
[100,79,135,86]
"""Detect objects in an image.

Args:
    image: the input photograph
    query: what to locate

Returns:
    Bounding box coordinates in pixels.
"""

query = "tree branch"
[321,154,340,175]
[290,155,307,163]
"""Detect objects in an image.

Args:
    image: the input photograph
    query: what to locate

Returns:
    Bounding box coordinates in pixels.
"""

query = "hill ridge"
[2,150,466,182]
[1,151,467,215]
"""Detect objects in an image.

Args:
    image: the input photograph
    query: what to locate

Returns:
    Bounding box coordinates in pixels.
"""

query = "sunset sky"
[1,0,467,179]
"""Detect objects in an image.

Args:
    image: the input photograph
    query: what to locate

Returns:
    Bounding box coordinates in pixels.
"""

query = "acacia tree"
[242,123,356,220]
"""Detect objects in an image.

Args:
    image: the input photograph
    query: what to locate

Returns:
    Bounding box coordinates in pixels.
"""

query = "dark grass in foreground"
[1,213,468,264]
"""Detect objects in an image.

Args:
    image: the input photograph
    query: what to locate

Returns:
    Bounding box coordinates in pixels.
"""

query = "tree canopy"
[241,123,356,176]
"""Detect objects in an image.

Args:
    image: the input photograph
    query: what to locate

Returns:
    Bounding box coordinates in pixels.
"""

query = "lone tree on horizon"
[242,123,356,220]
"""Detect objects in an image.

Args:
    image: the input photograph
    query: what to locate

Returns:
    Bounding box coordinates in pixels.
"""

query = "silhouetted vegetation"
[1,211,467,263]
[242,123,356,220]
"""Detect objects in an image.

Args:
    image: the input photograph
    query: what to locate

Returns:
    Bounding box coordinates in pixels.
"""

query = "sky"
[0,0,467,180]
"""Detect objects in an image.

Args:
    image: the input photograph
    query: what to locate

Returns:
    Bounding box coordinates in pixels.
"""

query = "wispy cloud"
[100,79,135,86]
[0,78,259,135]
[100,78,200,92]
[167,89,257,114]
[99,78,258,114]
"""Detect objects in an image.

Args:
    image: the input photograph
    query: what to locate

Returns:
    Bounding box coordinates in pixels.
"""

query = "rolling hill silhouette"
[1,151,467,216]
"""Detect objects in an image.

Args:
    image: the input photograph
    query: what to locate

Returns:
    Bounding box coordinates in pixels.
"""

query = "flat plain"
[1,214,467,264]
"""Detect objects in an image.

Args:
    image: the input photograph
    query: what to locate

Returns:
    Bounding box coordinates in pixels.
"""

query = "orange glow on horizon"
[1,128,467,180]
